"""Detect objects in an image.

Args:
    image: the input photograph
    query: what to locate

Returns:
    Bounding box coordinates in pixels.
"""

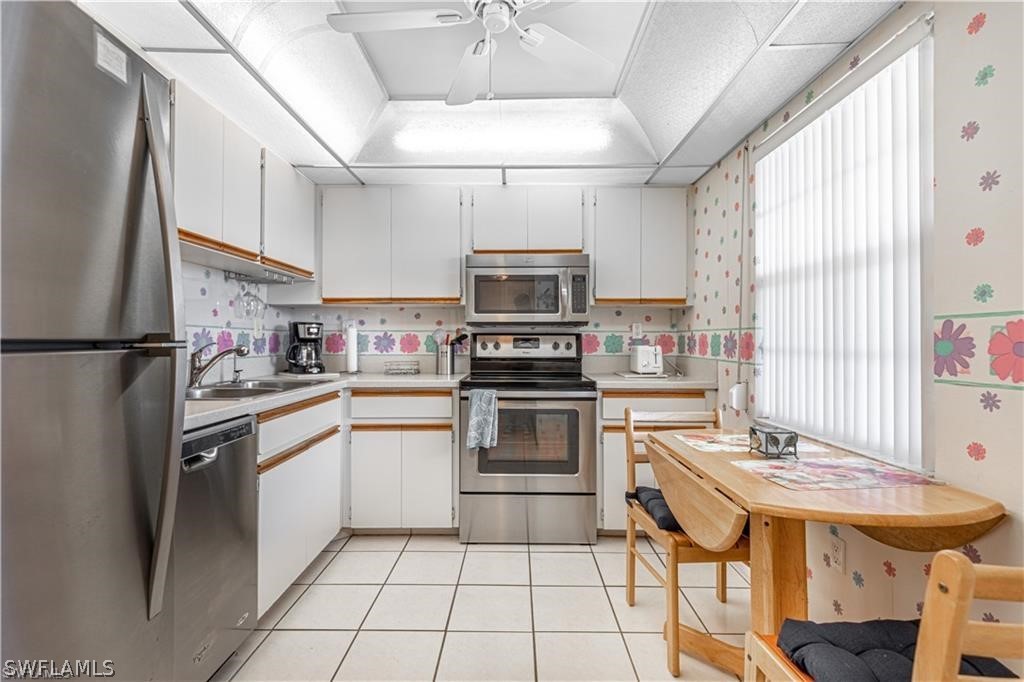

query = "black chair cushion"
[625,486,682,532]
[777,617,1017,681]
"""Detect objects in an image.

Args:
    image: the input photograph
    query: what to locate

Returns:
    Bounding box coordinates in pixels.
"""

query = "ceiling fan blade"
[446,38,495,106]
[327,9,469,33]
[520,1,580,16]
[518,22,612,75]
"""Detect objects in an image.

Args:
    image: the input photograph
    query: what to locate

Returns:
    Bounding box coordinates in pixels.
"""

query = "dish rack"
[384,360,420,375]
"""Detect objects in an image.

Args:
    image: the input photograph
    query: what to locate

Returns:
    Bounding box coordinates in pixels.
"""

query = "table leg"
[749,514,808,634]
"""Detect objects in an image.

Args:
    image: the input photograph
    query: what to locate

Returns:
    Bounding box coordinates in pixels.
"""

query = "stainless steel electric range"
[459,331,597,544]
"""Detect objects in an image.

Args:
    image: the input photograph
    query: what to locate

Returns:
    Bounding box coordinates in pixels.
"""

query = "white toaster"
[630,345,664,374]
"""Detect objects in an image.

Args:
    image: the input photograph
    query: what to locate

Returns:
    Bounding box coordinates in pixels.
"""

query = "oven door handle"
[459,390,596,400]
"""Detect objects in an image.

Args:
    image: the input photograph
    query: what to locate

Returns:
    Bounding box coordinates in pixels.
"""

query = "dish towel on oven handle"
[466,389,498,449]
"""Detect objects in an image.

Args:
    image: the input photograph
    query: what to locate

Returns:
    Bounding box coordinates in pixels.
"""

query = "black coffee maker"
[285,321,326,374]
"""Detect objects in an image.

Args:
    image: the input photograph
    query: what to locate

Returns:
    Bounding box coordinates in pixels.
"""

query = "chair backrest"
[913,549,1024,681]
[623,407,718,493]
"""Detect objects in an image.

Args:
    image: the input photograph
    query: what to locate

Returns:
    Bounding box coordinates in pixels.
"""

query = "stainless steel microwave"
[465,253,590,325]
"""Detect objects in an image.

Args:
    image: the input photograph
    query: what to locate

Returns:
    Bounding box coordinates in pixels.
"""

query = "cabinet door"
[641,188,687,301]
[350,430,402,528]
[258,457,308,616]
[594,188,642,300]
[471,186,528,251]
[391,186,461,300]
[263,150,315,274]
[322,187,391,300]
[221,118,262,258]
[172,81,223,241]
[527,187,583,251]
[601,431,656,531]
[303,432,342,558]
[400,429,453,528]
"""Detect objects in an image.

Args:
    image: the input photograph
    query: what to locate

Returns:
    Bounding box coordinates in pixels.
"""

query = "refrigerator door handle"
[141,74,187,620]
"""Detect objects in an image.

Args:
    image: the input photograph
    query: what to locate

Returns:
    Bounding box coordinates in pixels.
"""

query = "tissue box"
[749,425,799,459]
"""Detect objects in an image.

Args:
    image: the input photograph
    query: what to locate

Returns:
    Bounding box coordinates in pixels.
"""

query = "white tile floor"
[215,533,750,682]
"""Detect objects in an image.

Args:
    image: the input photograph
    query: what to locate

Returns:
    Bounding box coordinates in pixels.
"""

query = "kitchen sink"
[185,386,281,400]
[216,379,332,391]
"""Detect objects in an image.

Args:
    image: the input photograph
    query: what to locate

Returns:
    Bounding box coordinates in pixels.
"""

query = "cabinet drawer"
[601,391,709,420]
[350,390,452,420]
[258,392,341,460]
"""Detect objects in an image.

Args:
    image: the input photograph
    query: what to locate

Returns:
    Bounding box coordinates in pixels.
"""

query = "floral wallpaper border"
[932,311,1024,390]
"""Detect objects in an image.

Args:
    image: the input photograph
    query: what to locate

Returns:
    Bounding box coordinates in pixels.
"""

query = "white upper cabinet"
[172,81,223,242]
[593,187,643,300]
[263,149,315,275]
[471,186,528,251]
[221,118,262,257]
[593,187,688,303]
[391,186,462,301]
[322,187,391,300]
[527,186,584,251]
[640,188,687,301]
[471,186,583,252]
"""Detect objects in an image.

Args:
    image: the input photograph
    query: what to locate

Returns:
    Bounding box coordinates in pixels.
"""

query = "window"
[754,40,932,469]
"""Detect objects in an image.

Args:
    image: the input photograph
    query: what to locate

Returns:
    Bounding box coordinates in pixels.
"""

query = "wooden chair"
[624,408,751,677]
[913,549,1023,681]
[743,549,1023,681]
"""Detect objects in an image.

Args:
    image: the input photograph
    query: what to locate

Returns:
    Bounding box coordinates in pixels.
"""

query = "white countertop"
[184,372,465,432]
[586,373,718,391]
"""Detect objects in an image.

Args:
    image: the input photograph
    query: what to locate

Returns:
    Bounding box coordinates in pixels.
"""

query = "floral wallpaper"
[689,1,1023,638]
[183,262,292,360]
[286,305,687,358]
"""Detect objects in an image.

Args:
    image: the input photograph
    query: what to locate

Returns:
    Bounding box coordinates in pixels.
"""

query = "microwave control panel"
[571,274,588,314]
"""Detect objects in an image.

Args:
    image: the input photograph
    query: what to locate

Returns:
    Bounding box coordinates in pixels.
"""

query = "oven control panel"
[473,334,578,358]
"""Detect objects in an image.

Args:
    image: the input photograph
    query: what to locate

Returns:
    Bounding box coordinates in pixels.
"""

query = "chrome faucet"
[189,343,250,388]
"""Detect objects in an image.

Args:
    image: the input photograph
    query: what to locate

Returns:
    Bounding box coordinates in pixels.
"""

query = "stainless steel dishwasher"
[174,415,258,681]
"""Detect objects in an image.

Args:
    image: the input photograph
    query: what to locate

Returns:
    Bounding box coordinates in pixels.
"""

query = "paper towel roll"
[346,325,358,373]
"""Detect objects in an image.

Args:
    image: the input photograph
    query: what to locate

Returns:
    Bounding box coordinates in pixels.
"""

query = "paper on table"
[675,433,750,452]
[732,457,936,491]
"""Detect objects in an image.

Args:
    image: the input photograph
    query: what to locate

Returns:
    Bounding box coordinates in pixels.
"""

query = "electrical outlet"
[829,535,846,574]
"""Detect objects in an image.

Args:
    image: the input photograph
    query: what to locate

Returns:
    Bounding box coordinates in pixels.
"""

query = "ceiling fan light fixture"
[480,1,512,33]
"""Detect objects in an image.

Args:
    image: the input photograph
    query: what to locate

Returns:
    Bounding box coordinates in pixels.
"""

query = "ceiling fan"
[327,0,610,106]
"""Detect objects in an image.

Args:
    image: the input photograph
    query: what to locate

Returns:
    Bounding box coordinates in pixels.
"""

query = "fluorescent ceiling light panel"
[356,99,655,165]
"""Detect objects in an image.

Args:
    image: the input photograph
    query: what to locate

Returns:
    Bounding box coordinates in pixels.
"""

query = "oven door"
[465,267,568,324]
[460,392,596,494]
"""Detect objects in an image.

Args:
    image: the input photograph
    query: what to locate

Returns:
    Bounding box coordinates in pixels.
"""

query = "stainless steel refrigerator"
[2,3,186,679]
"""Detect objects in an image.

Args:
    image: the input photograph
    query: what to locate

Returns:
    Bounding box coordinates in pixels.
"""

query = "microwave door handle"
[560,268,570,320]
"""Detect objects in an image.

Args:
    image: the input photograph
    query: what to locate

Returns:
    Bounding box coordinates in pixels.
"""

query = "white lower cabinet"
[350,430,403,528]
[258,428,342,617]
[601,430,656,531]
[350,427,453,529]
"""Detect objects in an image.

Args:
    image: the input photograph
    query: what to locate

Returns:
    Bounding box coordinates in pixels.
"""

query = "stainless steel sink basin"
[185,386,281,400]
[217,379,331,391]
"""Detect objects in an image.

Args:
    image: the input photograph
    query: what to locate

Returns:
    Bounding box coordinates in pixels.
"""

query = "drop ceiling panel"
[648,166,709,185]
[506,167,653,185]
[152,52,335,165]
[346,1,646,98]
[193,1,386,161]
[773,2,896,46]
[664,43,846,168]
[354,168,503,185]
[81,1,223,50]
[618,1,794,159]
[356,98,655,165]
[294,167,362,184]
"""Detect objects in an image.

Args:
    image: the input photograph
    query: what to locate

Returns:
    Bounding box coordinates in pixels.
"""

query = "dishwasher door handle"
[182,447,220,474]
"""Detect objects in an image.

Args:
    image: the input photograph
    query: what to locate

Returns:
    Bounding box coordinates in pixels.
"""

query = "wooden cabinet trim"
[351,389,452,398]
[602,390,709,399]
[351,423,453,432]
[321,297,461,305]
[257,391,341,423]
[257,426,340,474]
[179,228,260,263]
[472,249,584,254]
[260,255,314,279]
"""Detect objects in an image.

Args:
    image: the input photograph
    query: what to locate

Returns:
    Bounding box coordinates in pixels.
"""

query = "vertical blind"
[754,43,927,468]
